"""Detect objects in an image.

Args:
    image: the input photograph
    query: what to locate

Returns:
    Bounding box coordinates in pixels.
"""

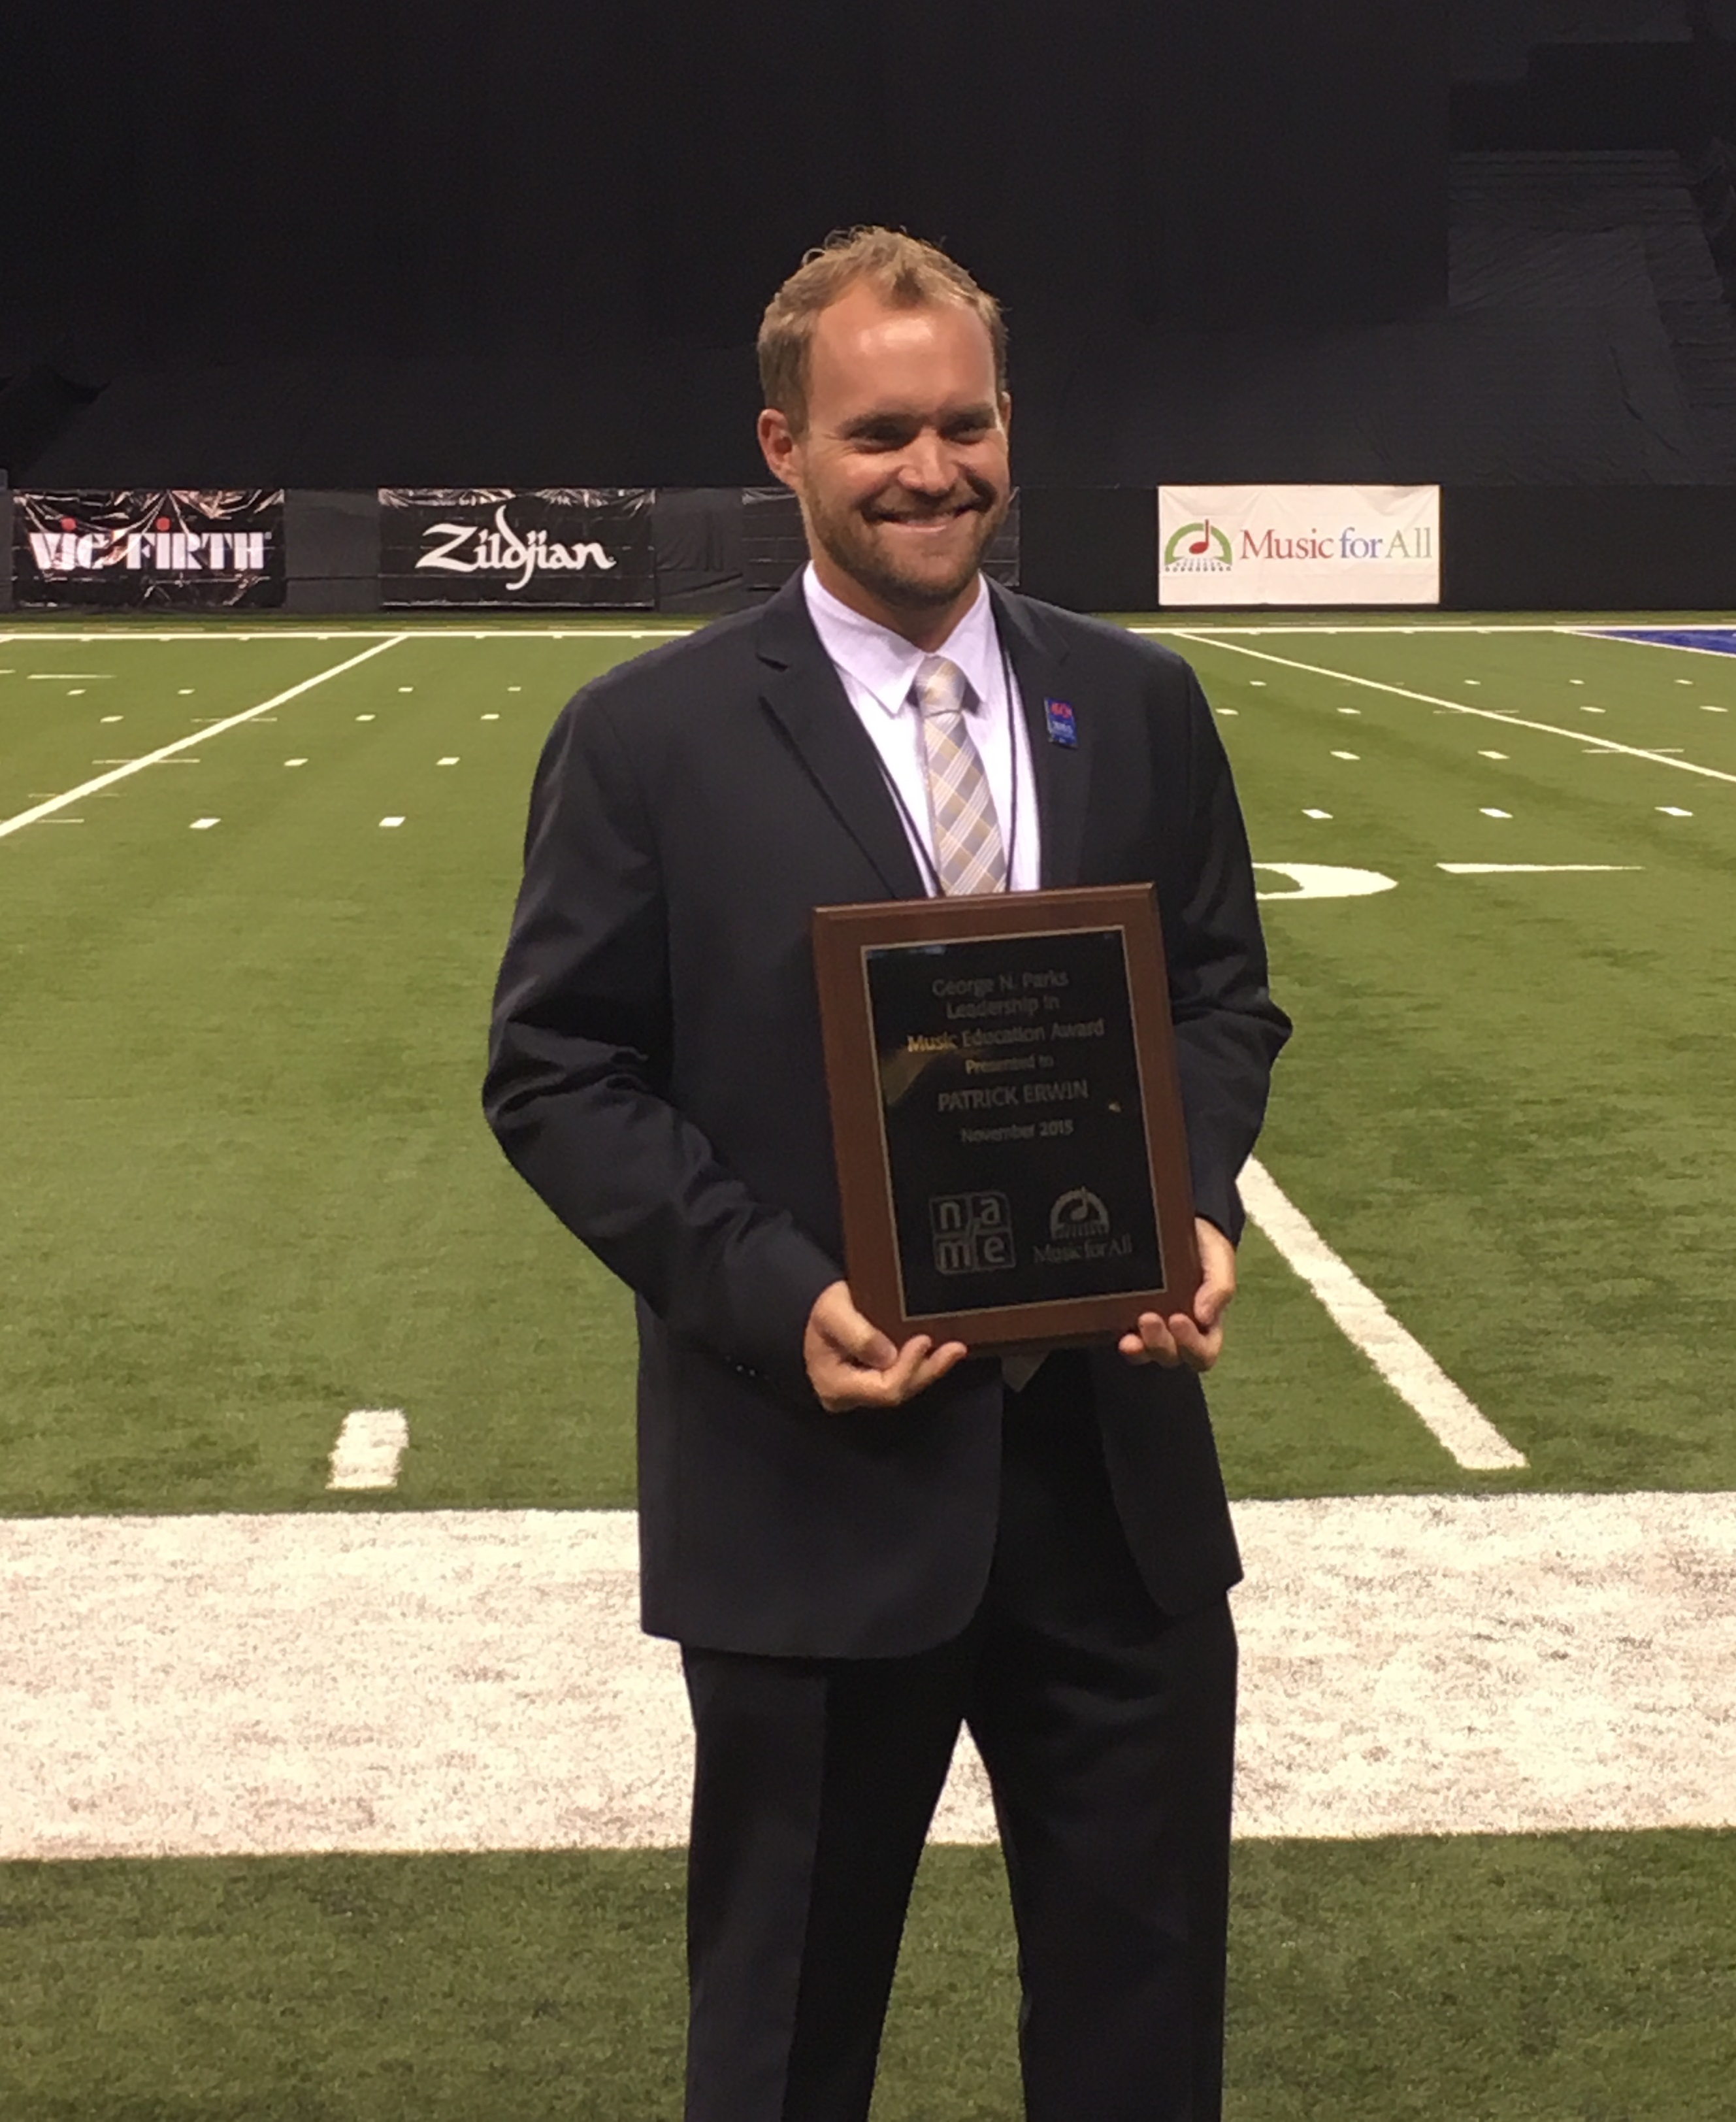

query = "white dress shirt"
[804,565,1049,1388]
[802,564,1042,894]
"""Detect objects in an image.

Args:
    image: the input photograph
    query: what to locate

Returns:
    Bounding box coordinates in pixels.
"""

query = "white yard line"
[327,1410,409,1491]
[1240,1156,1526,1470]
[1165,633,1736,786]
[0,636,407,842]
[2,1493,1730,1855]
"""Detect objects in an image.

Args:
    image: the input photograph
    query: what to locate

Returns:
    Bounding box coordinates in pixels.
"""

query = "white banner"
[1157,484,1439,606]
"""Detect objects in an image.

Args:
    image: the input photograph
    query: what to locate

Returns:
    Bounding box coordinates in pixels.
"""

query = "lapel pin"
[1043,699,1077,748]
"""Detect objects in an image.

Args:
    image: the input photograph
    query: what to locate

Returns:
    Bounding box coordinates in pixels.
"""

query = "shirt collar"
[802,563,997,717]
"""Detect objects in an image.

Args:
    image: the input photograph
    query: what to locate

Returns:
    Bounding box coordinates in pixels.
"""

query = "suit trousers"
[678,1353,1239,2122]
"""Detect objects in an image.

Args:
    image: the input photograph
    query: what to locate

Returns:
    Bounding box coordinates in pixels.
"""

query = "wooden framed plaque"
[812,884,1200,1352]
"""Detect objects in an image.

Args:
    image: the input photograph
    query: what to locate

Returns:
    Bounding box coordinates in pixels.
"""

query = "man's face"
[759,284,1011,618]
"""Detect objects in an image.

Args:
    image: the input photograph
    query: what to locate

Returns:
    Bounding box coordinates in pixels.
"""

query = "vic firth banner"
[1158,486,1439,606]
[15,490,286,609]
[379,489,655,607]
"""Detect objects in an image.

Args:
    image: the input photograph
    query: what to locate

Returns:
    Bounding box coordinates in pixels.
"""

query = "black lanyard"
[874,630,1024,897]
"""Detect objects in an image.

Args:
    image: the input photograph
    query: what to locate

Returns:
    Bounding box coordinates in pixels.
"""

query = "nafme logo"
[416,506,619,594]
[930,1191,1015,1276]
[28,520,269,574]
[1049,1187,1111,1240]
[1163,520,1234,573]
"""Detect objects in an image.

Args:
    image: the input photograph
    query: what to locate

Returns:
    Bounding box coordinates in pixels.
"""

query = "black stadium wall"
[9,486,1736,616]
[1017,488,1736,614]
[210,484,1736,616]
[1437,488,1736,610]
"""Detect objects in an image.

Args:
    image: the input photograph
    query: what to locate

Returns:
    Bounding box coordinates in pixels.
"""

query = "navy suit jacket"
[484,575,1290,1656]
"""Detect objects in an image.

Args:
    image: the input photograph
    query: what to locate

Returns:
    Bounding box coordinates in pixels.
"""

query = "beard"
[802,471,1009,612]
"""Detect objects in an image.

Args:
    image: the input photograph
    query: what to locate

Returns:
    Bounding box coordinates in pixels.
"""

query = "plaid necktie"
[915,655,1006,896]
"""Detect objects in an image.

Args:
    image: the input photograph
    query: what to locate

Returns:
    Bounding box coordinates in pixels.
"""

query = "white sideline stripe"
[0,636,407,842]
[3,1494,1732,1856]
[1132,620,1734,636]
[1588,629,1736,663]
[1167,633,1736,787]
[1240,1156,1526,1470]
[0,627,692,643]
[0,631,398,644]
[1438,863,1642,874]
[327,1410,409,1491]
[0,620,1725,644]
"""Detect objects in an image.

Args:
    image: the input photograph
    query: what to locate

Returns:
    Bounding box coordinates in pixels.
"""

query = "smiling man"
[485,228,1288,2121]
[758,271,1008,646]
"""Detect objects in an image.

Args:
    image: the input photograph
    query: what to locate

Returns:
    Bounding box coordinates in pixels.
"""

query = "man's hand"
[1118,1219,1236,1374]
[804,1281,968,1412]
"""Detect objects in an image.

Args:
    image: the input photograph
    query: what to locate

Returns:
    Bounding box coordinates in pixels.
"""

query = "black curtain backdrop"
[1147,5,1448,327]
[1,2,1449,486]
[1,3,648,371]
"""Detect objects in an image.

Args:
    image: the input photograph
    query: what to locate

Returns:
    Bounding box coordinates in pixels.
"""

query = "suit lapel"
[991,583,1088,888]
[755,575,926,901]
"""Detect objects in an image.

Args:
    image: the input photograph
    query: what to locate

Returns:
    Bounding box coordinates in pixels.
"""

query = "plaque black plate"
[813,886,1200,1350]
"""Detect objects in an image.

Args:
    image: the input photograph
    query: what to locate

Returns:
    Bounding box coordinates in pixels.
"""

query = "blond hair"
[758,227,1007,435]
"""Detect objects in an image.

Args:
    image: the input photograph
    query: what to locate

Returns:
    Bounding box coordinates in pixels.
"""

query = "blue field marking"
[1581,625,1736,657]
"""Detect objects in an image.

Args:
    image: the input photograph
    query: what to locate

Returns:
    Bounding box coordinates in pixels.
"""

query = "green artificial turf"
[1205,1220,1468,1497]
[1222,1831,1736,2122]
[1,631,645,1516]
[1181,619,1736,1493]
[7,614,1736,1511]
[5,614,1736,2122]
[0,635,350,819]
[2,1833,1731,2119]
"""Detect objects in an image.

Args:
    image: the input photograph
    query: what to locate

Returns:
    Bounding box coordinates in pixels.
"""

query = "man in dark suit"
[485,228,1288,2122]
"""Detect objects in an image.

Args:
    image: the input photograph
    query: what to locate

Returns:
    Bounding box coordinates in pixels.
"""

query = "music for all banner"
[1158,485,1441,607]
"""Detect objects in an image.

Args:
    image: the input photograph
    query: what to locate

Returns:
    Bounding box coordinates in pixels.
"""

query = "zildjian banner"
[14,490,286,608]
[378,489,655,608]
